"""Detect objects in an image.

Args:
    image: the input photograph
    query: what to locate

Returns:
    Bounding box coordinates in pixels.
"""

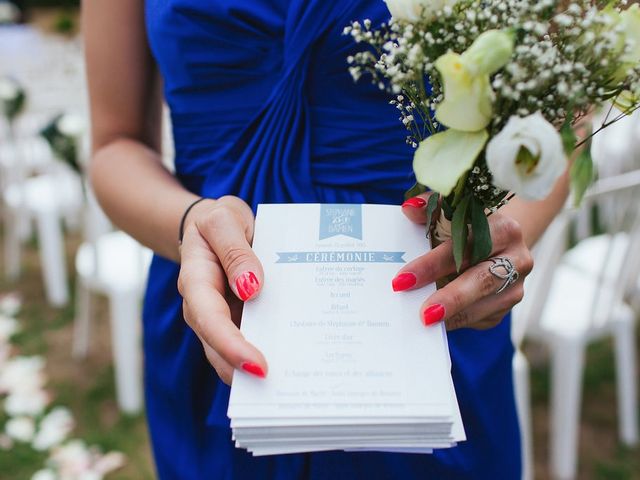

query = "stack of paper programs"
[228,204,465,456]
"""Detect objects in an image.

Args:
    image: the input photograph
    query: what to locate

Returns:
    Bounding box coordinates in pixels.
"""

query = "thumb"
[195,201,264,302]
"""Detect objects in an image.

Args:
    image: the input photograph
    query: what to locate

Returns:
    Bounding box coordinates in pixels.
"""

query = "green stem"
[451,172,469,208]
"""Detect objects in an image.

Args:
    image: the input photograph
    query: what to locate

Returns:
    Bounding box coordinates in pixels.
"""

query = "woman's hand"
[177,196,267,384]
[394,194,534,330]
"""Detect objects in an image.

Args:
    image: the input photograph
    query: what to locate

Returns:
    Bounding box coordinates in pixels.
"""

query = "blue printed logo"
[319,204,362,240]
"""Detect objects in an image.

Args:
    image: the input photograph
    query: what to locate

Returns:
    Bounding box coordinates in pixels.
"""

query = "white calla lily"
[435,30,514,131]
[413,128,489,195]
[486,112,567,200]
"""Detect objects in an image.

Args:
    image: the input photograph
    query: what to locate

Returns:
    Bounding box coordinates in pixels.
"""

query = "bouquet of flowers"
[346,0,640,270]
[40,113,86,175]
[0,76,26,128]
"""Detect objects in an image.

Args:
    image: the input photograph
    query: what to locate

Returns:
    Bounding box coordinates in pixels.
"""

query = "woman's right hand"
[177,196,267,385]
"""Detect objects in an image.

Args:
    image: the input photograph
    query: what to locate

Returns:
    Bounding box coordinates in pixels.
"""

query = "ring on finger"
[487,256,520,294]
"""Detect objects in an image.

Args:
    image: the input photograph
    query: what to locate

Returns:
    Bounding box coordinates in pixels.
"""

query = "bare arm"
[83,0,268,383]
[500,170,570,248]
[83,0,198,262]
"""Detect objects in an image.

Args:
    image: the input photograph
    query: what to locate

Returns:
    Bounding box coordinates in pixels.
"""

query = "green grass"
[0,237,154,479]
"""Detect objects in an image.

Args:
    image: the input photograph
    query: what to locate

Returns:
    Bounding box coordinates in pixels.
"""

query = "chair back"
[517,168,640,340]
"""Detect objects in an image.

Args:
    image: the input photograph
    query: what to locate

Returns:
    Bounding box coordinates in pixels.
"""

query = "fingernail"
[402,197,427,209]
[392,272,417,292]
[236,272,259,301]
[422,304,445,326]
[241,362,266,378]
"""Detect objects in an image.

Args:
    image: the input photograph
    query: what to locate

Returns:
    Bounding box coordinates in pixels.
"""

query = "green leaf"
[451,195,471,272]
[570,149,595,206]
[404,182,427,201]
[413,129,489,196]
[470,198,492,264]
[425,193,440,237]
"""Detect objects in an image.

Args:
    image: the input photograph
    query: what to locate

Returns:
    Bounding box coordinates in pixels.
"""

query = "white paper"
[228,203,465,455]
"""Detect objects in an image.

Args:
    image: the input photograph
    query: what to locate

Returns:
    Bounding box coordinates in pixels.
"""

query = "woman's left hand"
[393,194,534,330]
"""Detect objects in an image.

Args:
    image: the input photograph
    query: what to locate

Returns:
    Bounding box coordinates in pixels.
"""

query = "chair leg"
[72,278,92,359]
[550,336,586,480]
[108,290,143,414]
[612,317,639,446]
[513,349,534,480]
[3,206,22,281]
[35,211,69,307]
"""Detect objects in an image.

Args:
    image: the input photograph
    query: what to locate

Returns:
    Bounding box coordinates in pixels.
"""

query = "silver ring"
[488,257,520,294]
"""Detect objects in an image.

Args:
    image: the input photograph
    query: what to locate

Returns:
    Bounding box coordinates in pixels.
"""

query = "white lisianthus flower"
[486,112,567,200]
[5,416,36,442]
[57,113,86,138]
[384,0,459,23]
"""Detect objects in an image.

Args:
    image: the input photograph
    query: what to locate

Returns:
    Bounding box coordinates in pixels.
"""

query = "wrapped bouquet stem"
[347,0,640,274]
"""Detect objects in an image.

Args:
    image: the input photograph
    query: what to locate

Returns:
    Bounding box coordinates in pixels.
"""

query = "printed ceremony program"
[228,204,464,456]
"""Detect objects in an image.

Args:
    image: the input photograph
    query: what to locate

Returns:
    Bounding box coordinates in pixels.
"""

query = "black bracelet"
[178,197,208,245]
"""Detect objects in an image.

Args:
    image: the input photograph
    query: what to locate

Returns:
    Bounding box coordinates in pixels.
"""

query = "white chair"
[72,188,152,414]
[518,171,640,480]
[1,138,83,306]
[512,214,572,480]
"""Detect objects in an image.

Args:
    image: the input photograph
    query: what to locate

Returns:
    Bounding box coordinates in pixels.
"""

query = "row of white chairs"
[513,107,640,479]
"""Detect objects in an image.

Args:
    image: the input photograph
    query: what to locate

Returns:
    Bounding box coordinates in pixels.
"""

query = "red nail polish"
[236,272,259,301]
[241,362,266,378]
[392,272,417,292]
[402,197,427,209]
[422,304,445,326]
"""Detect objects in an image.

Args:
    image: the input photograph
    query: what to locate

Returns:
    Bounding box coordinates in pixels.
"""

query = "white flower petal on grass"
[413,129,489,195]
[5,390,50,417]
[0,356,47,394]
[0,433,14,450]
[31,469,58,480]
[486,112,567,200]
[5,416,36,442]
[0,293,22,317]
[33,407,75,451]
[50,440,93,477]
[0,315,19,344]
[92,451,126,476]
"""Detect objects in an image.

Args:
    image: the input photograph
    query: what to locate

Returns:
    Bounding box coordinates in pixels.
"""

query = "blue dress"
[143,1,521,478]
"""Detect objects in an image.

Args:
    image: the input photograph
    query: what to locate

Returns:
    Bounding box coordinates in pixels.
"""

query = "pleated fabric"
[143,1,521,478]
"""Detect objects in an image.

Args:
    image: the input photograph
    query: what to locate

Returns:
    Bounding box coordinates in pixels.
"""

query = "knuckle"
[520,250,534,275]
[220,246,253,273]
[510,284,525,305]
[177,269,194,296]
[203,205,235,229]
[476,316,503,330]
[447,289,466,312]
[498,216,523,242]
[447,310,472,330]
[476,267,498,297]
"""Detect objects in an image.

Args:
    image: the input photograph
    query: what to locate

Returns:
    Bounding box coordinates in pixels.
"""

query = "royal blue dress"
[143,1,521,478]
